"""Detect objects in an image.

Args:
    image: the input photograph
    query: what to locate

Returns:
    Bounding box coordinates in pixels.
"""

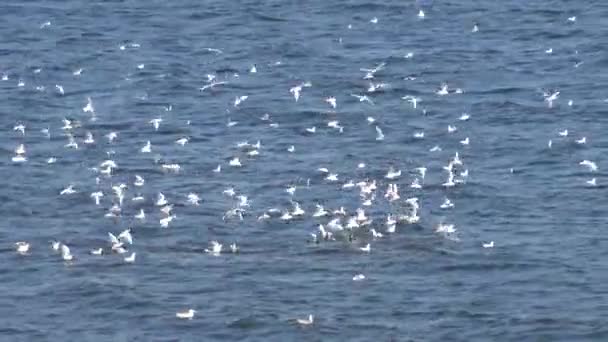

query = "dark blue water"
[2,0,608,340]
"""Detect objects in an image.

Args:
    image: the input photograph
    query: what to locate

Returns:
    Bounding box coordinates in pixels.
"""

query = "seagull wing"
[118,229,132,245]
[108,232,120,245]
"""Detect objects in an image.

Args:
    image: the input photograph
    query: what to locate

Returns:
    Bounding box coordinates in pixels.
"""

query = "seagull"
[175,137,189,146]
[156,193,168,206]
[580,160,598,172]
[375,126,384,141]
[132,194,144,202]
[313,205,329,217]
[106,132,118,143]
[371,229,383,239]
[568,16,576,22]
[418,9,425,18]
[289,85,302,101]
[558,129,568,137]
[543,90,560,107]
[15,242,30,255]
[90,248,103,255]
[459,113,470,121]
[367,82,387,92]
[61,244,73,261]
[118,229,133,245]
[250,64,257,73]
[223,187,236,197]
[360,62,385,79]
[370,17,378,24]
[141,141,152,153]
[360,244,371,252]
[586,178,597,186]
[12,155,27,163]
[353,274,366,281]
[82,131,95,144]
[161,163,181,173]
[134,175,145,187]
[50,240,61,252]
[61,118,73,130]
[13,124,25,135]
[135,209,146,220]
[229,157,242,167]
[305,126,316,134]
[448,125,457,133]
[285,185,296,196]
[575,137,586,144]
[187,193,201,205]
[292,202,305,216]
[325,173,339,182]
[160,204,174,216]
[234,95,248,107]
[91,191,103,205]
[342,180,355,189]
[440,197,454,209]
[124,252,136,263]
[482,241,494,248]
[150,118,162,131]
[402,95,421,109]
[159,215,176,228]
[460,137,470,145]
[325,96,337,109]
[413,131,425,139]
[205,241,222,255]
[60,185,76,195]
[296,315,314,326]
[436,83,449,95]
[385,167,401,179]
[280,211,293,221]
[176,309,196,320]
[14,144,26,155]
[436,223,456,234]
[230,243,239,253]
[83,97,94,113]
[55,84,64,95]
[350,94,374,105]
[199,81,227,91]
[226,118,239,127]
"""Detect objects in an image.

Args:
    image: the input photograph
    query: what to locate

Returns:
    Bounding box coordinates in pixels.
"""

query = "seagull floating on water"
[176,309,196,320]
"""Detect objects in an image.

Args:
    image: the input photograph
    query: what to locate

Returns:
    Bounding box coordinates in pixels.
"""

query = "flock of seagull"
[4,7,598,326]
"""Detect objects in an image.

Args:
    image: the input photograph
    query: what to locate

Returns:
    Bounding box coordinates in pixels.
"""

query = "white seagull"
[296,314,314,326]
[580,160,598,172]
[15,242,30,255]
[176,309,197,320]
